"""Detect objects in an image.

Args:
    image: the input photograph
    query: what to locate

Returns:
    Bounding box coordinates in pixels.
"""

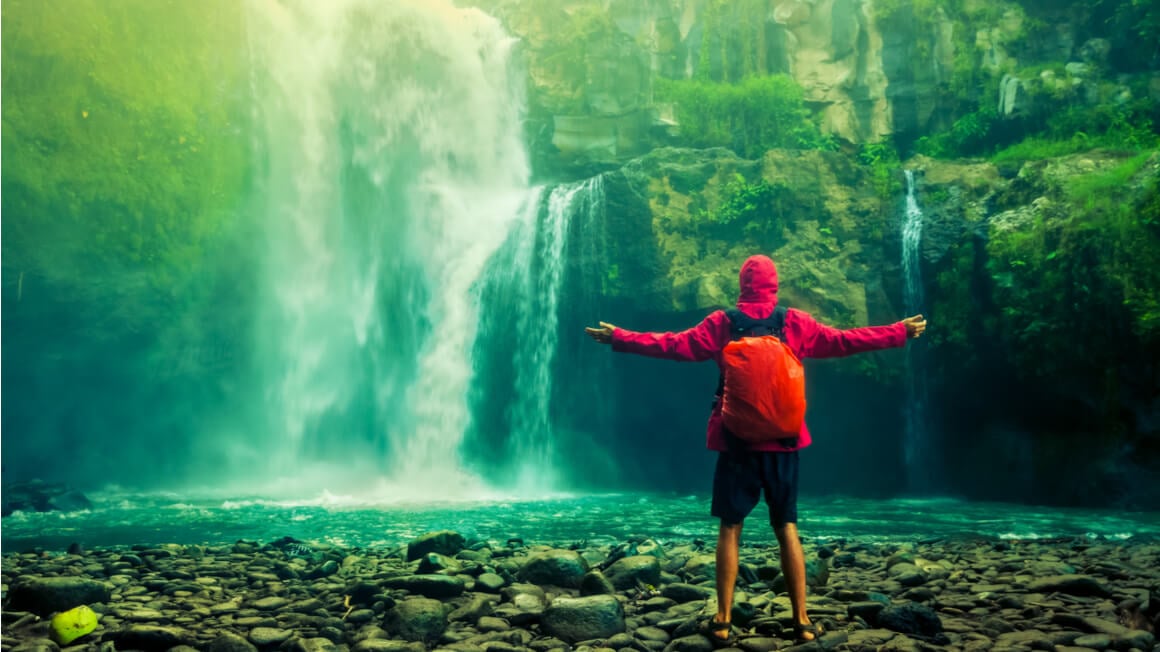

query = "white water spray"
[901,170,933,493]
[245,0,533,496]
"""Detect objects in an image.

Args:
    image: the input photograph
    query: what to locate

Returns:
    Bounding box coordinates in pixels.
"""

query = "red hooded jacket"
[611,255,907,452]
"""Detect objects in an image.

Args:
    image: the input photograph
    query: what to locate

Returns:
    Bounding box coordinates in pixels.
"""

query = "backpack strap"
[725,305,787,340]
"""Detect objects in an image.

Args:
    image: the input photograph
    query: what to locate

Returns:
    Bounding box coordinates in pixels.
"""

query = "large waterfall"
[244,0,537,497]
[901,170,933,493]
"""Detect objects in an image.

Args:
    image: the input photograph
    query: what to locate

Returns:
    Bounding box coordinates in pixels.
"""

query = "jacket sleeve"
[610,310,730,362]
[787,308,908,359]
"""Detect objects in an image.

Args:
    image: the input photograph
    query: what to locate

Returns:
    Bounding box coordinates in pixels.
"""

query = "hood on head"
[738,255,778,304]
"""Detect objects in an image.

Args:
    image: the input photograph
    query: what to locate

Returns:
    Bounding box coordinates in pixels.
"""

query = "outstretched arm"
[584,311,729,362]
[790,310,926,359]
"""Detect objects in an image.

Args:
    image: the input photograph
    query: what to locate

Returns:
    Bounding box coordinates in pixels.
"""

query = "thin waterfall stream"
[902,169,934,493]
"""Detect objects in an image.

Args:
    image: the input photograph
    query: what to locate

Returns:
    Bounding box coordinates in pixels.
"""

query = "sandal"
[792,621,823,644]
[698,615,736,648]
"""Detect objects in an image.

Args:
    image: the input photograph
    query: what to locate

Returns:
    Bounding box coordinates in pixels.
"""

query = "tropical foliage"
[655,76,836,157]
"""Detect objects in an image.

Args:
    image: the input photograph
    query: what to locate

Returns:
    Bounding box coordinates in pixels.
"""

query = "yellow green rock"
[50,605,99,645]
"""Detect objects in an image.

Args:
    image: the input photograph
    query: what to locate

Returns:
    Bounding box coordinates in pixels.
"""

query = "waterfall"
[509,177,605,491]
[901,169,933,493]
[471,177,607,492]
[243,0,532,496]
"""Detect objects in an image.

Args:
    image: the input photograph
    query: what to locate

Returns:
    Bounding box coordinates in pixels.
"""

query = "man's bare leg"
[774,522,815,640]
[713,521,744,639]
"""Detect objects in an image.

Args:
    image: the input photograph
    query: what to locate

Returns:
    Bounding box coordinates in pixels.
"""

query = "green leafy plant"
[858,141,902,201]
[655,75,836,157]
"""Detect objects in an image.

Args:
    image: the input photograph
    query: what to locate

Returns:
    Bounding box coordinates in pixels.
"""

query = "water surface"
[4,492,1157,553]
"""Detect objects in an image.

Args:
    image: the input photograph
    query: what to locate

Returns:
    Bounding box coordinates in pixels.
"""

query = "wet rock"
[877,603,943,637]
[640,596,678,613]
[995,629,1055,650]
[888,563,927,587]
[1121,629,1156,650]
[448,594,495,622]
[251,596,290,611]
[249,627,293,646]
[1026,574,1111,597]
[352,641,425,652]
[7,577,113,617]
[520,549,589,588]
[207,632,258,652]
[287,638,337,652]
[9,640,60,652]
[660,583,713,603]
[417,552,461,574]
[541,594,625,643]
[663,635,713,652]
[736,637,780,652]
[476,572,506,592]
[406,530,467,561]
[383,574,466,599]
[848,601,886,622]
[1052,613,1131,636]
[383,597,448,643]
[681,555,716,582]
[635,626,671,642]
[1072,633,1112,649]
[493,590,547,626]
[103,626,192,651]
[580,570,617,596]
[605,555,662,591]
[478,616,510,632]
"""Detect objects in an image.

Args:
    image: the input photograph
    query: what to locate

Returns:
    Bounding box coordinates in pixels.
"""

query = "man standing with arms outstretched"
[586,254,926,645]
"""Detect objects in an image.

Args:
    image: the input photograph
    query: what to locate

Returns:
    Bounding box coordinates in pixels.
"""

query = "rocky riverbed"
[2,532,1157,652]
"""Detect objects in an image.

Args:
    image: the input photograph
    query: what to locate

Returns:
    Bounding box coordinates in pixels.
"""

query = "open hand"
[585,321,616,345]
[902,314,927,338]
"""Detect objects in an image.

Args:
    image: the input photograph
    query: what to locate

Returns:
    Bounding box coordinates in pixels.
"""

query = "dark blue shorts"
[711,449,799,528]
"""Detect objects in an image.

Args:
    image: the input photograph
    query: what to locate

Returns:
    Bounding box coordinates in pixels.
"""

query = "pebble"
[1,533,1157,652]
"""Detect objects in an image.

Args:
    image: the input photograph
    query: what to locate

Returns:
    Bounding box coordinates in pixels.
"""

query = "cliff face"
[467,0,1158,173]
[603,147,890,324]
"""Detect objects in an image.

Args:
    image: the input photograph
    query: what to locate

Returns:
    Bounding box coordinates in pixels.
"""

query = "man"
[586,254,926,644]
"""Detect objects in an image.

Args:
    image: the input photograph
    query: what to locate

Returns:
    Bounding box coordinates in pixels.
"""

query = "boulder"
[406,531,466,561]
[541,594,626,643]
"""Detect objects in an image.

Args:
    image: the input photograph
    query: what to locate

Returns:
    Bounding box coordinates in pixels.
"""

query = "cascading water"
[469,176,609,492]
[243,0,534,496]
[508,177,605,491]
[901,169,933,493]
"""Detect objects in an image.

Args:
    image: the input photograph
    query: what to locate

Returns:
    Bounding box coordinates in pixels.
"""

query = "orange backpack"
[717,307,806,442]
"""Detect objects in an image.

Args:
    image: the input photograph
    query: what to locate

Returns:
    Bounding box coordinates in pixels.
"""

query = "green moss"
[1067,153,1152,207]
[1,0,252,337]
[858,142,903,202]
[983,151,1160,378]
[2,0,249,277]
[874,0,947,23]
[655,75,836,157]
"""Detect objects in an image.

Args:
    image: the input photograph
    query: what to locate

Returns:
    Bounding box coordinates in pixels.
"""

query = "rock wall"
[605,147,897,325]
